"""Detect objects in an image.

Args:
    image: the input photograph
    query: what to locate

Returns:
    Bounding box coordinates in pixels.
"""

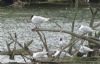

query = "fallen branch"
[32,28,100,46]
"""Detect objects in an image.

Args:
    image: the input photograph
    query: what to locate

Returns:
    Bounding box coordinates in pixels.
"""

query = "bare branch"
[12,33,17,55]
[25,40,33,47]
[8,33,24,49]
[54,22,62,29]
[32,28,100,46]
[20,53,27,63]
[93,22,100,28]
[89,7,99,28]
[89,6,93,15]
[36,31,49,52]
[94,8,99,15]
[6,41,11,53]
[71,9,78,32]
[41,32,49,51]
[68,8,78,54]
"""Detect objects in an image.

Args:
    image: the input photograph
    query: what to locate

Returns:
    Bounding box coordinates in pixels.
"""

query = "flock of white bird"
[30,15,95,61]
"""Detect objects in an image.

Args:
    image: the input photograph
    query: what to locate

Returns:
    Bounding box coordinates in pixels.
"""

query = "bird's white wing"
[66,53,73,57]
[32,16,43,23]
[83,46,93,52]
[79,46,93,53]
[33,52,48,61]
[37,16,50,21]
[78,25,93,34]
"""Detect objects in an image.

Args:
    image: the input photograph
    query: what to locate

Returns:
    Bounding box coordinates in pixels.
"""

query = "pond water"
[0,55,31,63]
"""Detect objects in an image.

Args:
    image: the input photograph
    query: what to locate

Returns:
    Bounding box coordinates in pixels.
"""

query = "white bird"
[60,52,73,58]
[31,15,50,28]
[52,50,72,58]
[78,25,94,35]
[79,45,93,54]
[59,38,67,48]
[52,50,60,57]
[59,38,63,47]
[32,51,48,61]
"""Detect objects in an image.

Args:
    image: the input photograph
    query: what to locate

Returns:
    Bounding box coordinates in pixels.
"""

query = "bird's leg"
[34,24,39,29]
[80,40,85,45]
[56,24,63,33]
[32,26,37,30]
[35,25,39,29]
[35,26,38,29]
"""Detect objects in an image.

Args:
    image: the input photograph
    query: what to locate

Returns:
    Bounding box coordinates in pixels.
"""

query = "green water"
[0,7,100,23]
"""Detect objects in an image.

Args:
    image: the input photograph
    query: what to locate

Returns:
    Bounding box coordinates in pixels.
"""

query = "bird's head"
[60,38,62,41]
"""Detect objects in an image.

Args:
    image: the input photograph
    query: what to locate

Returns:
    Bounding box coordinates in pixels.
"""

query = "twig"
[36,31,49,52]
[93,22,100,28]
[89,7,99,28]
[24,43,33,55]
[8,32,24,49]
[41,32,49,51]
[89,6,93,15]
[8,32,33,56]
[71,9,78,32]
[25,40,33,47]
[20,53,27,63]
[54,22,62,29]
[89,6,99,51]
[6,41,11,53]
[12,33,17,57]
[68,8,78,54]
